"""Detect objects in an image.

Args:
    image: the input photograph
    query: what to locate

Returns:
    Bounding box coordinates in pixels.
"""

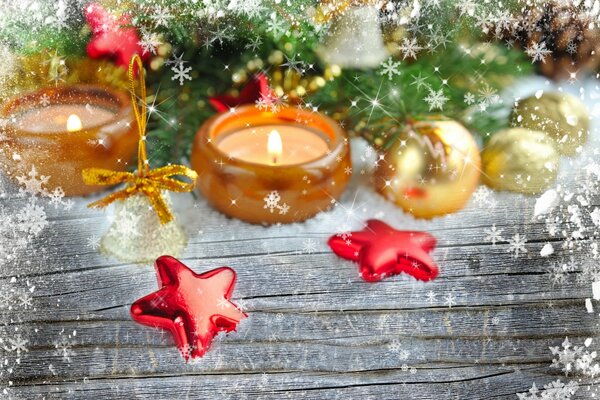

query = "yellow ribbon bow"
[82,54,198,224]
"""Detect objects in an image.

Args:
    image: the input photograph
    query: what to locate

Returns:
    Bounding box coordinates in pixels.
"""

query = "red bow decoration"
[328,219,439,282]
[85,3,149,69]
[130,256,247,360]
[209,73,274,113]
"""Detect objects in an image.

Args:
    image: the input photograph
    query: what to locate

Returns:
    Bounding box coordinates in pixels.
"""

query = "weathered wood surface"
[2,82,600,399]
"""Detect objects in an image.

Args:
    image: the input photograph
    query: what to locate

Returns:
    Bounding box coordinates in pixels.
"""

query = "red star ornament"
[130,256,247,360]
[84,3,149,69]
[328,219,439,282]
[209,73,273,113]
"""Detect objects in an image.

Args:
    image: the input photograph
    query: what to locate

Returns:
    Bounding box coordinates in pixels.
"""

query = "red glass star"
[84,3,149,69]
[328,219,439,282]
[209,73,273,113]
[130,256,247,360]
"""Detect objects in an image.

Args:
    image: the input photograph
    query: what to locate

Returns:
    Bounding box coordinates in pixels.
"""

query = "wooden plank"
[11,302,597,343]
[17,265,588,321]
[6,336,591,380]
[7,367,599,400]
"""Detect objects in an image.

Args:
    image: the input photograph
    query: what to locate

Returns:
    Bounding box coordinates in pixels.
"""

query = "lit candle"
[267,129,283,165]
[15,104,116,133]
[0,85,138,196]
[191,105,352,224]
[216,125,330,166]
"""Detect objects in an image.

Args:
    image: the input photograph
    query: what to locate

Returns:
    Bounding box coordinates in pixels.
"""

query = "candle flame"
[267,129,283,165]
[66,114,82,132]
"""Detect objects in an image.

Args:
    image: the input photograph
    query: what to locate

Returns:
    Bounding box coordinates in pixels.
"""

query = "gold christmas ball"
[481,128,559,195]
[511,92,589,156]
[374,118,481,219]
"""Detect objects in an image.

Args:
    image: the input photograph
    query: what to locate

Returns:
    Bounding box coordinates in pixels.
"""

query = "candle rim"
[217,124,331,166]
[1,84,132,138]
[203,105,347,169]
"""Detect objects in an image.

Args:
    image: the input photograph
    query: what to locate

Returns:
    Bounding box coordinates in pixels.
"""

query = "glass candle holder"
[191,105,351,224]
[0,84,137,196]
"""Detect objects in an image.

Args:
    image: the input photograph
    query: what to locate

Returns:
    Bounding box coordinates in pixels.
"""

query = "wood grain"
[1,135,599,400]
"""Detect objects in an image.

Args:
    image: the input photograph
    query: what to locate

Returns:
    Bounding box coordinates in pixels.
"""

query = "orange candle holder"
[0,84,137,196]
[191,105,352,224]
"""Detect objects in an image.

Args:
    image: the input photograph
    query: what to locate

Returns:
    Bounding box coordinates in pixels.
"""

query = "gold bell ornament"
[511,91,590,156]
[481,127,559,195]
[374,118,481,219]
[82,55,197,263]
[316,5,388,69]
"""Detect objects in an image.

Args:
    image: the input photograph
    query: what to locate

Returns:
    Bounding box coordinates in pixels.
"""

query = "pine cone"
[492,1,600,80]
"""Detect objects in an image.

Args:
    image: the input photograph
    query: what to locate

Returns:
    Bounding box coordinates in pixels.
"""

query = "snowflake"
[521,338,600,397]
[16,166,49,195]
[47,187,65,209]
[255,91,287,113]
[379,58,401,80]
[53,337,76,363]
[548,263,567,286]
[0,200,48,262]
[151,6,173,27]
[550,337,600,378]
[425,290,437,304]
[526,41,552,64]
[137,29,161,55]
[61,198,74,210]
[165,53,187,68]
[517,380,578,400]
[281,54,304,74]
[591,207,600,227]
[266,13,287,38]
[278,203,290,215]
[565,41,577,55]
[263,191,289,215]
[507,233,527,258]
[562,257,578,273]
[399,38,423,60]
[208,26,235,46]
[171,63,192,86]
[86,235,101,250]
[45,50,68,86]
[472,186,493,207]
[228,0,266,19]
[410,72,429,90]
[477,84,500,107]
[444,293,456,308]
[16,200,48,236]
[301,238,317,254]
[388,339,401,353]
[18,292,32,309]
[456,0,477,16]
[216,297,230,309]
[7,335,28,356]
[245,36,263,52]
[335,227,352,244]
[464,92,475,105]
[264,191,281,210]
[344,166,352,175]
[39,94,50,107]
[424,88,448,111]
[483,224,504,246]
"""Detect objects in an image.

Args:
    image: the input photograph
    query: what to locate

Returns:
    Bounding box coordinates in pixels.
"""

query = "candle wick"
[272,156,278,165]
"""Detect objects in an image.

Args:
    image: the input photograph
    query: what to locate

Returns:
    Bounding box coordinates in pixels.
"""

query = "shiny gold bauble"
[481,128,559,195]
[374,118,481,219]
[511,92,589,156]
